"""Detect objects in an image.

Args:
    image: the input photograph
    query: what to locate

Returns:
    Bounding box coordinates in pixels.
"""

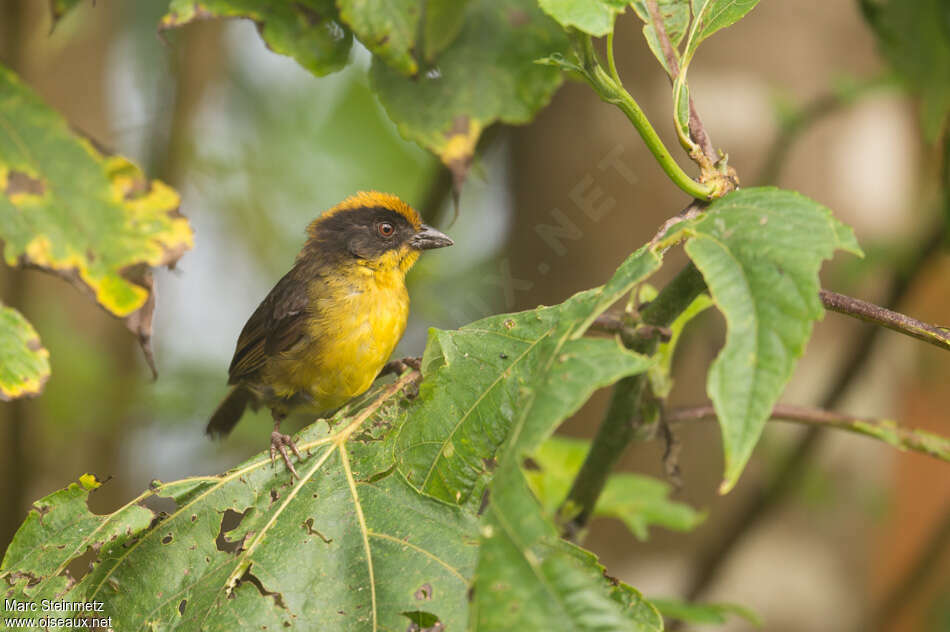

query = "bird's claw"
[270,431,302,479]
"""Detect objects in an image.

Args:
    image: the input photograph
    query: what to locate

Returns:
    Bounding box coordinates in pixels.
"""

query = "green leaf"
[337,0,421,75]
[862,0,950,140]
[371,0,569,187]
[525,436,705,539]
[677,188,861,492]
[395,245,662,506]
[0,303,50,400]
[0,66,192,371]
[650,293,713,398]
[631,0,691,74]
[1,377,479,630]
[160,0,353,77]
[473,462,663,631]
[337,0,473,75]
[651,597,762,627]
[683,0,761,63]
[538,0,629,37]
[421,0,474,63]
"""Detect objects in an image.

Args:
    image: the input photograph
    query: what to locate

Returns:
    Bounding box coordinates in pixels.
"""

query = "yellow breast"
[264,256,410,413]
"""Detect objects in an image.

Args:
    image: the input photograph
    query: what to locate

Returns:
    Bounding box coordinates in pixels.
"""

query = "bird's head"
[304,192,453,273]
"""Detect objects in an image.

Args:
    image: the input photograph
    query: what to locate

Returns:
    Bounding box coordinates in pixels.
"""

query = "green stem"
[570,32,714,201]
[559,263,708,537]
[605,30,621,86]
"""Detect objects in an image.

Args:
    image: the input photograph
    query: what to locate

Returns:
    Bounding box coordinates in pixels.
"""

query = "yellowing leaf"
[0,66,193,374]
[0,302,49,400]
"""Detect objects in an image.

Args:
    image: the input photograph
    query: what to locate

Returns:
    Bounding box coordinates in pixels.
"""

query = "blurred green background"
[1,1,948,630]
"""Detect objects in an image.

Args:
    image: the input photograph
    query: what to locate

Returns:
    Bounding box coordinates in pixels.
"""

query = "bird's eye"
[377,222,395,238]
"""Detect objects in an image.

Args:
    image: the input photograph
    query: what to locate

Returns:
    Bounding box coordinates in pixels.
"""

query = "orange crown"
[309,191,422,235]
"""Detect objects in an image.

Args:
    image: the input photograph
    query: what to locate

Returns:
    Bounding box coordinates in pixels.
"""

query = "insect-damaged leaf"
[0,302,50,400]
[160,0,353,77]
[673,187,862,492]
[370,0,569,193]
[0,66,193,375]
[0,375,478,631]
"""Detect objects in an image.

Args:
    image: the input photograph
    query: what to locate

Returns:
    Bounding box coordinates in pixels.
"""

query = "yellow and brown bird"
[207,192,453,476]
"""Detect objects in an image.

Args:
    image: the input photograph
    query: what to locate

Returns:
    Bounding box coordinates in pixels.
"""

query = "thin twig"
[668,405,950,463]
[820,289,950,351]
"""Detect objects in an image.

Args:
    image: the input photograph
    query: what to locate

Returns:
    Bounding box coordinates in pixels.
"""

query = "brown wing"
[227,265,314,384]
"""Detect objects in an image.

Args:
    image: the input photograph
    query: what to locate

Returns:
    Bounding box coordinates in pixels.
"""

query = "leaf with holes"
[524,437,705,540]
[160,0,353,77]
[1,375,478,631]
[395,245,662,506]
[370,0,568,191]
[0,66,192,374]
[673,187,862,492]
[0,303,49,400]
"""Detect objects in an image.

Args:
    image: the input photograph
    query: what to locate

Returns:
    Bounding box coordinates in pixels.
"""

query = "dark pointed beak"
[409,224,454,250]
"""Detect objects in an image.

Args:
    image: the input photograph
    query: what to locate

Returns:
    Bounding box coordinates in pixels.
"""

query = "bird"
[207,191,453,477]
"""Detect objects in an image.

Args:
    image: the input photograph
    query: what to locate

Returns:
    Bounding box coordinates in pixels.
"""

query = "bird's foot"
[270,431,302,479]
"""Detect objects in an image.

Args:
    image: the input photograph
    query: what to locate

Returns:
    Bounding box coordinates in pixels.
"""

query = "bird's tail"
[207,386,252,438]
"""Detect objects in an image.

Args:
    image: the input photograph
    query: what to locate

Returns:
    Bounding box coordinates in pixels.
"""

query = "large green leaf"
[337,0,472,75]
[473,459,663,631]
[395,245,662,506]
[675,188,861,492]
[525,436,704,540]
[160,0,353,77]
[862,0,950,140]
[538,0,629,36]
[0,303,50,400]
[0,66,192,371]
[371,0,568,186]
[1,376,479,631]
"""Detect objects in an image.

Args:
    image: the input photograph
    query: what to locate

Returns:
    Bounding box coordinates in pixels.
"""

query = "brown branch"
[668,404,950,463]
[820,289,950,352]
[645,0,717,163]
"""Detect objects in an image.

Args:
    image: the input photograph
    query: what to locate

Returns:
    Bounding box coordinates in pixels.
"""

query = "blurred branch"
[0,0,31,554]
[668,404,950,463]
[820,289,950,351]
[757,76,895,184]
[861,501,950,632]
